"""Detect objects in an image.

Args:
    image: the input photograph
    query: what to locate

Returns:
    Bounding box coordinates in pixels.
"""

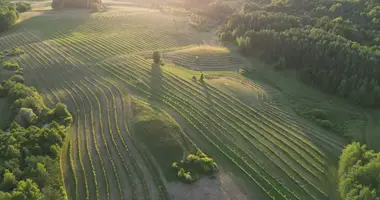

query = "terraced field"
[0,3,346,200]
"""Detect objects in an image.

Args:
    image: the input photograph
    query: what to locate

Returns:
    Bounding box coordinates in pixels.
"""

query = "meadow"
[0,2,359,200]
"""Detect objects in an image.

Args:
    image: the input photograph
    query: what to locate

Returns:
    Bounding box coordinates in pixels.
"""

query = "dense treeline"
[338,142,380,199]
[218,0,380,107]
[0,1,31,32]
[0,74,72,199]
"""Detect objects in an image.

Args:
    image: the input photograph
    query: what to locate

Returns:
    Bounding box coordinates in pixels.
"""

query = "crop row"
[97,59,299,199]
[82,78,136,200]
[108,59,323,198]
[89,77,151,200]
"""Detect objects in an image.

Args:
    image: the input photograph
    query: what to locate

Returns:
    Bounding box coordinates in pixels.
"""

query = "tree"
[15,108,38,127]
[13,179,41,200]
[0,191,12,199]
[0,6,18,32]
[9,75,24,84]
[41,186,64,200]
[338,142,380,200]
[35,163,47,188]
[153,51,162,64]
[199,74,204,82]
[0,171,17,192]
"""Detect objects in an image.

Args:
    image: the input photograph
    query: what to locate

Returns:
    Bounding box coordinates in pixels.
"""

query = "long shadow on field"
[201,82,215,112]
[150,63,163,100]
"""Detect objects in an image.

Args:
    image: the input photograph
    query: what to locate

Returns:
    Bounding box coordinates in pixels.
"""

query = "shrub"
[199,74,204,82]
[153,51,162,64]
[2,61,20,71]
[172,149,218,183]
[9,75,24,83]
[7,47,25,56]
[192,76,197,81]
[53,103,73,126]
[316,119,333,129]
[219,31,233,42]
[14,2,31,13]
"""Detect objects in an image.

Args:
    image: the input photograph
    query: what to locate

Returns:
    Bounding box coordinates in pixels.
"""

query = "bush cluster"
[7,47,25,57]
[295,108,345,135]
[2,61,21,71]
[14,2,31,13]
[172,149,218,183]
[0,76,73,127]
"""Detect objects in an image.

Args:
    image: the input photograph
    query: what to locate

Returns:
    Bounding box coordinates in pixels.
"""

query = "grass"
[165,45,244,70]
[99,55,341,199]
[131,98,196,181]
[0,2,354,200]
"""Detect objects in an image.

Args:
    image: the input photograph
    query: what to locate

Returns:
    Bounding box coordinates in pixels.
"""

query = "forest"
[0,74,72,199]
[218,0,380,107]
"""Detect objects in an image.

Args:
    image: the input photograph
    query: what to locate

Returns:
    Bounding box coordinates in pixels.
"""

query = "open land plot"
[0,2,350,200]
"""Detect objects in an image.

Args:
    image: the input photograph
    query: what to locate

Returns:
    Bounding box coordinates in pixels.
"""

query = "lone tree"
[199,74,204,82]
[153,51,162,65]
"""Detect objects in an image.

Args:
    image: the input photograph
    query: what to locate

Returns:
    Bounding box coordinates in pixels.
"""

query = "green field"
[0,2,366,200]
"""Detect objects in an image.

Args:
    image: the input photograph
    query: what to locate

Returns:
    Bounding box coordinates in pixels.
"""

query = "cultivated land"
[2,1,377,200]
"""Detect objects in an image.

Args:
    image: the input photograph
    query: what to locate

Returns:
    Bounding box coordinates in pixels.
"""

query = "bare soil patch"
[168,170,249,200]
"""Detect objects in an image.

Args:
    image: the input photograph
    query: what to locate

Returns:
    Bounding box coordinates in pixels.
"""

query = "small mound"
[208,76,268,105]
[165,46,244,70]
[131,98,196,181]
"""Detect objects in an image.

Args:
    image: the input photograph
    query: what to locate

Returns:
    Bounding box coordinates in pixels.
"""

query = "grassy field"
[0,2,355,200]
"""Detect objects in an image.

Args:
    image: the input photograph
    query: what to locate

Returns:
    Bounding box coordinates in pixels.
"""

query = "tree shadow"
[149,63,163,100]
[200,80,215,113]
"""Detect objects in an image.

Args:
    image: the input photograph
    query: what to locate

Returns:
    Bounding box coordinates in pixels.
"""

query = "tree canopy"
[218,0,380,107]
[338,142,380,200]
[0,75,72,199]
[0,1,31,33]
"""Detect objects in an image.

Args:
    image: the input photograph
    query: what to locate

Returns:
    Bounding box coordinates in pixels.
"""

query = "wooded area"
[0,75,72,199]
[218,0,380,107]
